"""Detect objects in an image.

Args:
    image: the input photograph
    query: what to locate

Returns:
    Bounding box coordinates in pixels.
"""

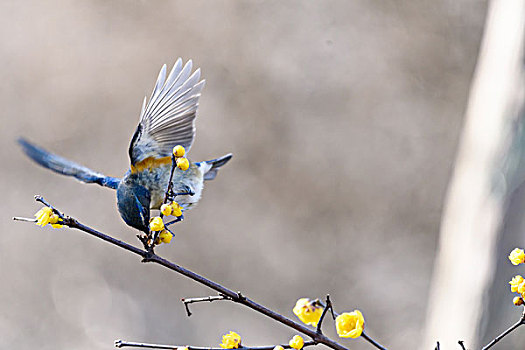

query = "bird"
[19,58,232,235]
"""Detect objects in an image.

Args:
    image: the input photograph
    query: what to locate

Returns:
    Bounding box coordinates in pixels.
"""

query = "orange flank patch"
[131,156,172,173]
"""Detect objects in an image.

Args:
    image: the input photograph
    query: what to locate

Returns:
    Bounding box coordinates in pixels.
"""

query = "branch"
[19,196,349,350]
[115,339,317,350]
[316,295,334,334]
[181,294,231,316]
[481,308,525,350]
[361,332,387,350]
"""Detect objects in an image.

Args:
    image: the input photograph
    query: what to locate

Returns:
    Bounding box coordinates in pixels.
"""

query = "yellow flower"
[171,202,183,217]
[289,335,304,350]
[220,331,241,349]
[513,296,524,306]
[161,203,173,216]
[149,217,165,231]
[335,310,365,338]
[49,214,64,228]
[34,207,53,227]
[509,248,525,265]
[159,230,173,244]
[510,275,524,292]
[173,145,186,158]
[273,346,285,350]
[518,281,525,294]
[177,347,189,350]
[176,157,190,171]
[293,298,324,326]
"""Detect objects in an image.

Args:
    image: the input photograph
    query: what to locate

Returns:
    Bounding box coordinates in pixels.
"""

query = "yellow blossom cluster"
[510,276,525,305]
[34,207,63,228]
[292,298,365,340]
[220,331,241,349]
[149,217,173,244]
[173,145,189,171]
[292,298,324,326]
[508,248,525,306]
[160,201,183,217]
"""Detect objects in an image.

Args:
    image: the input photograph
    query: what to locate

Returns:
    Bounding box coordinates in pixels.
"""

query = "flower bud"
[49,214,60,224]
[289,335,304,350]
[149,217,165,231]
[173,145,186,158]
[176,157,190,171]
[513,296,524,306]
[160,203,173,216]
[159,230,173,244]
[171,202,183,217]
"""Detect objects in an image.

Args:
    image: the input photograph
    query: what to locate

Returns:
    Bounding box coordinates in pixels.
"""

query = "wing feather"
[129,59,205,165]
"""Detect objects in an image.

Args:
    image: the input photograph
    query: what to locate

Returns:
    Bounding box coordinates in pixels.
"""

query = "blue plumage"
[18,138,120,189]
[116,181,151,233]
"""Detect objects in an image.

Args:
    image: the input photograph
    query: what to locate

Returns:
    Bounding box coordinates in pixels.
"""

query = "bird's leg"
[164,227,175,239]
[137,233,152,251]
[165,213,184,227]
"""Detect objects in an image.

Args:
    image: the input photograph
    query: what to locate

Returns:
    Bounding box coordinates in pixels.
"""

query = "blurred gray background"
[0,1,492,349]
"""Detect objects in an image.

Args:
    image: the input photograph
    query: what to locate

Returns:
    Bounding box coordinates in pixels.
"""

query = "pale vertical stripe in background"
[423,0,525,348]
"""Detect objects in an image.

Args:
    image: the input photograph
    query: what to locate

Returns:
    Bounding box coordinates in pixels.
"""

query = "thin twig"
[115,340,317,350]
[115,339,317,350]
[181,294,231,316]
[316,295,333,334]
[361,332,387,350]
[35,195,65,220]
[481,308,525,350]
[22,196,349,350]
[435,342,440,350]
[12,216,37,223]
[458,340,466,350]
[163,155,177,204]
[115,340,177,349]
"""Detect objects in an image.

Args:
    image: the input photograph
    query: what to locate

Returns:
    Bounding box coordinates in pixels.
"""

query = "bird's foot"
[165,214,184,227]
[137,233,157,253]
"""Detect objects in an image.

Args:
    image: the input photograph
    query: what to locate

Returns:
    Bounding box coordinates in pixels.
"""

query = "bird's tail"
[18,138,120,190]
[200,153,233,181]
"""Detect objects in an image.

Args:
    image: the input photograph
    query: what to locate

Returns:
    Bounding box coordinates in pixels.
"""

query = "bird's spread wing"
[128,59,205,166]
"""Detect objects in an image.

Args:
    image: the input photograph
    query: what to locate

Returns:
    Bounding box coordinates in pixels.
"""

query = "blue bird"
[19,59,232,234]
